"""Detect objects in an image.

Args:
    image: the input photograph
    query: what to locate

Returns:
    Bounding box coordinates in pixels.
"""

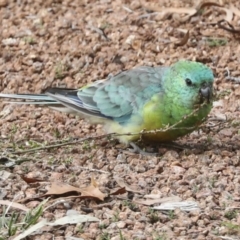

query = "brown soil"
[1,0,240,239]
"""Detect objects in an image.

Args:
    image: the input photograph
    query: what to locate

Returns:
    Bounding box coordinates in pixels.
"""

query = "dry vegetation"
[1,0,240,239]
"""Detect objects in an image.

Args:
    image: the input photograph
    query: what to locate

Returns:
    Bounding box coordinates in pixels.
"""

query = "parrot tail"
[0,93,55,104]
[0,88,108,119]
[0,90,75,114]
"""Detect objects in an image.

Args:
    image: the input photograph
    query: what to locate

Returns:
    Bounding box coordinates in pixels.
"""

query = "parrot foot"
[129,142,157,156]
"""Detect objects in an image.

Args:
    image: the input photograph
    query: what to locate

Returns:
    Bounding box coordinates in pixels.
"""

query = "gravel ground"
[1,0,240,239]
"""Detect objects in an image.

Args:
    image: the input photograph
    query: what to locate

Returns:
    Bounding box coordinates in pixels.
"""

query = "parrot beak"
[199,83,212,103]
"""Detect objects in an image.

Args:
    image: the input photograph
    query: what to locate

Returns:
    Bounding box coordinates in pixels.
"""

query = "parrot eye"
[185,78,193,86]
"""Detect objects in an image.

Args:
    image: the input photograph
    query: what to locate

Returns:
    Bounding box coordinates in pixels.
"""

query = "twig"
[92,202,115,209]
[44,199,66,212]
[138,12,159,19]
[0,150,33,168]
[217,19,240,34]
[88,25,110,41]
[225,68,240,83]
[122,5,133,13]
[12,133,114,154]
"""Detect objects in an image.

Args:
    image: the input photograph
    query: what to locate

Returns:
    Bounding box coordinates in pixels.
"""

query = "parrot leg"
[129,142,157,156]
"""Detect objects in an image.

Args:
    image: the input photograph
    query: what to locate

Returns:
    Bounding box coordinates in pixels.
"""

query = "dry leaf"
[134,196,182,206]
[221,8,233,22]
[142,1,231,24]
[44,182,82,195]
[114,176,144,194]
[0,200,30,212]
[13,215,99,240]
[21,175,45,183]
[174,30,189,47]
[47,214,99,226]
[195,1,222,12]
[79,177,105,201]
[217,19,240,34]
[153,201,200,211]
[110,187,127,195]
[148,6,196,15]
[81,184,105,201]
[230,4,240,18]
[44,180,106,201]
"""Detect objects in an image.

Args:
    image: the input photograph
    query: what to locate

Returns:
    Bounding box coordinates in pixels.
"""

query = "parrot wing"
[75,66,168,123]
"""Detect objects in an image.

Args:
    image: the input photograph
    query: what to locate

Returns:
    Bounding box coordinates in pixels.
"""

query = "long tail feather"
[0,92,78,114]
[0,93,56,104]
[0,89,108,119]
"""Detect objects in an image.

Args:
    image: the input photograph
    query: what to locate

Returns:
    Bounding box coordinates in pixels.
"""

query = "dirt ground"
[1,0,240,239]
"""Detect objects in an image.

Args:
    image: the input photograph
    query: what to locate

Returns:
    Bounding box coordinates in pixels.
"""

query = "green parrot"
[0,60,214,143]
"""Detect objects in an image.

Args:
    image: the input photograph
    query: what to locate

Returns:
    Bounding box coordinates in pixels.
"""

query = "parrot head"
[164,60,214,108]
